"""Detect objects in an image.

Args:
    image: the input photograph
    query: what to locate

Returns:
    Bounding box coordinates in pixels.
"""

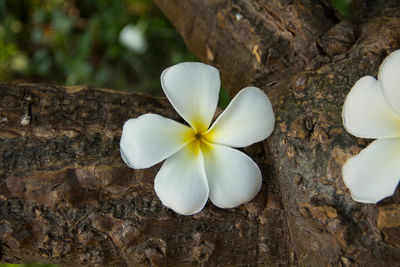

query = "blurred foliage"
[0,0,196,95]
[331,0,352,19]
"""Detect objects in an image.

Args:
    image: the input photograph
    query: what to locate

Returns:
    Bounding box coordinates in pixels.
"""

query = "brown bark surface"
[1,0,400,266]
[0,82,287,266]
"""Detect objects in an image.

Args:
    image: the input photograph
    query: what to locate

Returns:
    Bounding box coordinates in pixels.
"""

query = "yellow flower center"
[186,130,213,156]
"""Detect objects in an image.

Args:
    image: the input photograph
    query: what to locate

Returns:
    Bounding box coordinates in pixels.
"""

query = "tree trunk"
[1,0,400,266]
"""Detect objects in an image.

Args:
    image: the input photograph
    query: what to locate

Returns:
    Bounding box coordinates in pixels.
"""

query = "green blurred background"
[0,0,196,95]
[0,1,351,267]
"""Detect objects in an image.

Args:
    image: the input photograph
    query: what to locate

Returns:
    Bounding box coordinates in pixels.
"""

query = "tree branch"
[155,0,341,95]
[0,82,288,266]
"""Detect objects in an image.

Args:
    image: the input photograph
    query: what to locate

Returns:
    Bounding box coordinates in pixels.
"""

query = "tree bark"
[1,0,400,266]
[0,82,287,266]
[153,0,400,266]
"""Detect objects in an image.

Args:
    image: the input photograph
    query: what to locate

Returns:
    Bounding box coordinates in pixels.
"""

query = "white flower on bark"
[120,62,275,215]
[342,50,400,203]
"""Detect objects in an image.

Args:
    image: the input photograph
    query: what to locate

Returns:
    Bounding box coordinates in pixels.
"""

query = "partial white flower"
[342,49,400,203]
[120,62,275,215]
[119,23,147,54]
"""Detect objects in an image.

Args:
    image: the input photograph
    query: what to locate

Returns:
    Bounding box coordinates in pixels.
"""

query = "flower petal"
[342,138,400,204]
[342,75,400,138]
[154,143,209,215]
[205,87,274,147]
[379,50,400,115]
[203,144,262,208]
[120,114,194,169]
[161,62,220,132]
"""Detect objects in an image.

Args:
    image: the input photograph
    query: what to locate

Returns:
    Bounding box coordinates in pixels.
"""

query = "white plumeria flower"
[342,49,400,203]
[120,62,275,215]
[119,23,147,54]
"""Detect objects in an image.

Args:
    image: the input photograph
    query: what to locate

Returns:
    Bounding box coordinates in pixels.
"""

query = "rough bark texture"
[0,82,286,266]
[1,0,400,266]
